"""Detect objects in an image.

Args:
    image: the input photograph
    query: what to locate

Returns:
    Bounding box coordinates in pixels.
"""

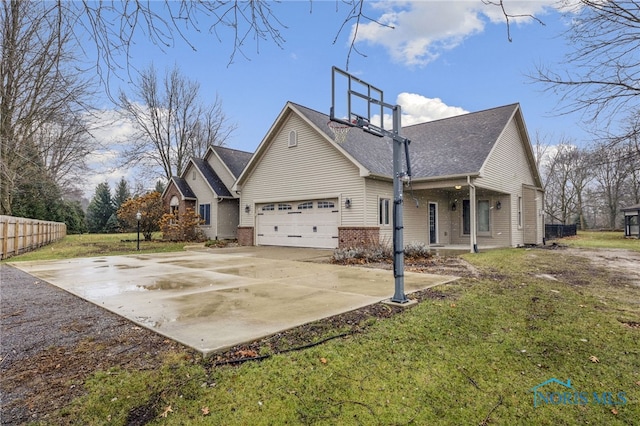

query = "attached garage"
[256,199,339,248]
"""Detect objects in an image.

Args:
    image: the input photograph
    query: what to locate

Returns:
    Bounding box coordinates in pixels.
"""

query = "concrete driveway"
[11,246,458,355]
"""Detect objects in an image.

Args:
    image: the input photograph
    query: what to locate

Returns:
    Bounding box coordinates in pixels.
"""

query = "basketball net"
[327,120,351,144]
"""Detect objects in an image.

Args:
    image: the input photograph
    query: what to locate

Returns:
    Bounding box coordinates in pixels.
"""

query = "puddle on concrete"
[114,264,143,270]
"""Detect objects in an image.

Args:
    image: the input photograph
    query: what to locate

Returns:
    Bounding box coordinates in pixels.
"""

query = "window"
[298,202,313,210]
[278,203,292,211]
[199,203,211,225]
[379,198,390,226]
[462,199,490,235]
[261,204,274,211]
[477,200,490,233]
[192,171,196,180]
[318,200,335,209]
[288,130,297,147]
[518,196,523,228]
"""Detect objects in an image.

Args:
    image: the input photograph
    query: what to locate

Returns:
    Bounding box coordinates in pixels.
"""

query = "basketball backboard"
[330,66,387,135]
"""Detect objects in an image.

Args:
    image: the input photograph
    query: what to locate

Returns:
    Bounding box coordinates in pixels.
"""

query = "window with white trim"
[518,196,523,228]
[379,198,390,226]
[288,130,297,147]
[199,203,211,225]
[462,199,490,235]
[297,202,313,210]
[278,203,292,211]
[261,204,274,211]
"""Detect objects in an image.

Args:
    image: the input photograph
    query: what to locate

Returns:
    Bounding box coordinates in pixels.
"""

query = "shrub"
[159,208,205,242]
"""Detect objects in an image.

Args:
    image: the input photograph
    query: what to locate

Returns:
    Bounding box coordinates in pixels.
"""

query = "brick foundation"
[237,227,254,246]
[338,227,380,249]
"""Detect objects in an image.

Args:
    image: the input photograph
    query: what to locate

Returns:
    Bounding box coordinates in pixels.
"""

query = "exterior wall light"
[345,198,352,209]
[496,201,502,210]
[244,204,251,213]
[451,202,457,211]
[454,185,462,190]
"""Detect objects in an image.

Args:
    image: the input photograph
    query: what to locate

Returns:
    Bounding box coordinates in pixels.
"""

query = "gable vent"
[288,130,298,147]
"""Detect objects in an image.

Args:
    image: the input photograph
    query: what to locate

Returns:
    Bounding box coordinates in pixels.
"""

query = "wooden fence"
[0,215,67,260]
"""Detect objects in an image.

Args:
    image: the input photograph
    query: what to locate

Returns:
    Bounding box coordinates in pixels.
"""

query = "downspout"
[468,176,478,253]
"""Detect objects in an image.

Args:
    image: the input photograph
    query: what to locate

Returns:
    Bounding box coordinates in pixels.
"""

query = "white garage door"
[256,199,339,248]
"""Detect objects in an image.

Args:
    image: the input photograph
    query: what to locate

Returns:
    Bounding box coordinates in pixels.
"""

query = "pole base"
[382,298,418,308]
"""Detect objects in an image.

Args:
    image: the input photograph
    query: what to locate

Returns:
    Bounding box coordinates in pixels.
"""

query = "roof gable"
[207,145,253,179]
[237,101,539,186]
[167,176,196,200]
[191,158,232,197]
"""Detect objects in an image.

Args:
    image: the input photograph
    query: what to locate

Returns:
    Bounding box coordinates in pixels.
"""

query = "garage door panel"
[256,199,339,249]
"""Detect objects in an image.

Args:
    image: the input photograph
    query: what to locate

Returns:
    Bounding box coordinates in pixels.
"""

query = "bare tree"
[118,64,235,180]
[592,143,631,229]
[534,1,640,144]
[542,142,577,224]
[0,1,95,215]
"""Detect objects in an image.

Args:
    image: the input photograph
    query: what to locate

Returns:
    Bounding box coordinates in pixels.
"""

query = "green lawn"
[556,230,640,252]
[3,233,189,262]
[44,240,638,424]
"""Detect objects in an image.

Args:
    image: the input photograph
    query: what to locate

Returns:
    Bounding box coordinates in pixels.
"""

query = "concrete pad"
[11,248,458,355]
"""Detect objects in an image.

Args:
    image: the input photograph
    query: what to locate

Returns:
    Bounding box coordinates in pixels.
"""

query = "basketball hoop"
[327,120,351,144]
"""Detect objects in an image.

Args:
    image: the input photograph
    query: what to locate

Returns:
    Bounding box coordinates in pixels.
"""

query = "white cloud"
[397,92,468,125]
[373,93,468,129]
[355,1,557,66]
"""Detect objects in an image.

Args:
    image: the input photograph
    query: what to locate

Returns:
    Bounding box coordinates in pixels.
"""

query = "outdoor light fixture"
[136,211,142,251]
[345,198,352,209]
[496,201,502,210]
[451,202,457,211]
[245,204,250,213]
[454,185,462,190]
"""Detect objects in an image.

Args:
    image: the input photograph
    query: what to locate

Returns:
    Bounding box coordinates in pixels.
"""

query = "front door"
[429,202,437,244]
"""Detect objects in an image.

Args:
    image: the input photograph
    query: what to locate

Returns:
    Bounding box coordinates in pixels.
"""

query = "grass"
[39,236,639,425]
[3,233,189,262]
[556,230,640,252]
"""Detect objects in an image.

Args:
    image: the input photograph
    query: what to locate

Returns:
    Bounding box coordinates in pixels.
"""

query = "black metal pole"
[137,219,140,251]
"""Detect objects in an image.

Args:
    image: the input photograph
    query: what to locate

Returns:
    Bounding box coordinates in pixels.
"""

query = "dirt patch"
[564,247,640,287]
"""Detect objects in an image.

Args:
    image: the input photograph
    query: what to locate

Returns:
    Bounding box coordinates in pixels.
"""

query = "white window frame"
[288,130,297,147]
[518,196,523,229]
[199,203,211,226]
[379,198,391,226]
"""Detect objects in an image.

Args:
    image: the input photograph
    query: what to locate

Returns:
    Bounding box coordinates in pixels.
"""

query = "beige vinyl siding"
[239,113,365,229]
[476,117,539,247]
[402,192,451,246]
[185,163,218,240]
[523,186,544,244]
[207,153,237,195]
[365,178,393,243]
[217,199,239,239]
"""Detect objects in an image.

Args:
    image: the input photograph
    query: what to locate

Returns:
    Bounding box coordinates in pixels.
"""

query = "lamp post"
[136,211,141,251]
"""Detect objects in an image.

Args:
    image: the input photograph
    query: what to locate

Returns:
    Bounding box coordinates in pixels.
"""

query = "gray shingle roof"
[211,145,253,178]
[171,177,196,199]
[192,158,232,197]
[292,102,519,179]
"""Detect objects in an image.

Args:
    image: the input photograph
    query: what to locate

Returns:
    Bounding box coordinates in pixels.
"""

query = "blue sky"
[87,1,587,195]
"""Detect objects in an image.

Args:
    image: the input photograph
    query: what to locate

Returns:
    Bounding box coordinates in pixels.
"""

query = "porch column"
[468,177,477,253]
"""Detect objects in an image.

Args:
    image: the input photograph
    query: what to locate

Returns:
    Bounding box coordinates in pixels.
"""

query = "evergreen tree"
[112,177,132,232]
[112,177,131,210]
[86,182,115,233]
[155,179,166,194]
[62,200,87,234]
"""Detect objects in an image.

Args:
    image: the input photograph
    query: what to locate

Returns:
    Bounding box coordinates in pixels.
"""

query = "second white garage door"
[256,199,339,248]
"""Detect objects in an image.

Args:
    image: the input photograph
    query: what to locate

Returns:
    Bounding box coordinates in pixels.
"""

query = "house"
[233,101,545,252]
[162,145,252,240]
[622,203,640,238]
